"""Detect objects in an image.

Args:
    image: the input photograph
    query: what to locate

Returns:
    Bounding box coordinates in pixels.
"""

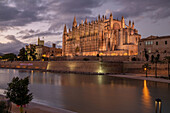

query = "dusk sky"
[0,0,170,54]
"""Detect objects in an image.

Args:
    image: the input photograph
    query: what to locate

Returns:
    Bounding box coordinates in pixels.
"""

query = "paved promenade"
[109,74,170,83]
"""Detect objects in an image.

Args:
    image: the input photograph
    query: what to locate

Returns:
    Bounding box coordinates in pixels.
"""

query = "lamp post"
[168,60,170,79]
[144,67,147,77]
[142,63,150,77]
[155,98,162,113]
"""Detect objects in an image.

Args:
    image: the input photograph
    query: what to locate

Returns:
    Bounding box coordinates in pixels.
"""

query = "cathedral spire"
[132,21,134,29]
[121,16,125,28]
[85,18,87,24]
[98,14,100,21]
[73,16,77,27]
[102,15,105,21]
[64,24,67,33]
[129,20,131,28]
[110,13,113,20]
[81,20,84,25]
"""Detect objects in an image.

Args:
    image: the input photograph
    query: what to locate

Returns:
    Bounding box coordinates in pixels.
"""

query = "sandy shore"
[0,95,75,113]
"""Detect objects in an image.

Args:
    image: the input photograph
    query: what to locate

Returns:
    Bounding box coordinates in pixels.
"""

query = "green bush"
[0,101,7,113]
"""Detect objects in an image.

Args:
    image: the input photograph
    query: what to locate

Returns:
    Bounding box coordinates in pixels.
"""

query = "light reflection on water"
[0,69,170,113]
[142,80,152,112]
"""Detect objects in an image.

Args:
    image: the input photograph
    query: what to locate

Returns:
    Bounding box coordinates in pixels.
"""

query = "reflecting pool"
[0,69,170,113]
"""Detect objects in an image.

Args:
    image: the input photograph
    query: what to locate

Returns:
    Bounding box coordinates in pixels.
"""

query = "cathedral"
[62,14,141,56]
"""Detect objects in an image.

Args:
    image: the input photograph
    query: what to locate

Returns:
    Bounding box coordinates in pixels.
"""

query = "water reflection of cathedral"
[29,72,170,88]
[62,14,141,56]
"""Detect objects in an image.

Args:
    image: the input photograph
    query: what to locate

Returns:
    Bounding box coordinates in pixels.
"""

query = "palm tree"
[154,54,160,78]
[165,56,170,79]
[142,63,151,77]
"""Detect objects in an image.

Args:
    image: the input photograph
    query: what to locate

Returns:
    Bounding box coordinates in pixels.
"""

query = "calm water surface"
[0,69,170,113]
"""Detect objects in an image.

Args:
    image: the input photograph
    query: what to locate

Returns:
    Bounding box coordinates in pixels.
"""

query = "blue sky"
[0,0,170,54]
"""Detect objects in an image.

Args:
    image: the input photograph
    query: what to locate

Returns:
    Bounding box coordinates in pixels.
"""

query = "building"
[26,38,62,60]
[50,44,62,57]
[138,35,170,61]
[36,38,62,60]
[62,14,141,56]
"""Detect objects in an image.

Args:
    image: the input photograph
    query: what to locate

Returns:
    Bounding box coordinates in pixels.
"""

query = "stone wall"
[0,61,169,76]
[0,61,48,70]
[123,61,169,76]
[47,61,123,74]
[54,56,129,62]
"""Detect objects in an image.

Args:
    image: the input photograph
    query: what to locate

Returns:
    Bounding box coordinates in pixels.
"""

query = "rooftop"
[140,35,170,42]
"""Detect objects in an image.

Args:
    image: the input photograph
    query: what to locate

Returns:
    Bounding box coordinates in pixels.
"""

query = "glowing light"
[16,66,21,68]
[111,53,116,56]
[99,53,103,56]
[42,54,46,57]
[30,70,33,84]
[144,68,147,71]
[35,67,39,69]
[144,80,147,87]
[98,65,103,73]
[124,53,128,56]
[142,80,151,109]
[68,63,77,71]
[97,75,103,84]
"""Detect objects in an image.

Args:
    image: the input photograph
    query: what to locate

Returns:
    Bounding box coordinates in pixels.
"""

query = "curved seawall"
[0,61,48,70]
[0,61,168,75]
[47,61,123,74]
[0,61,123,74]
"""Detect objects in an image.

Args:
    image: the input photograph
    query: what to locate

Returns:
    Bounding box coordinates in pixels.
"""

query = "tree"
[27,46,37,61]
[151,55,154,63]
[18,47,28,61]
[2,53,17,61]
[142,63,151,77]
[154,54,160,78]
[165,56,170,79]
[0,101,8,113]
[5,77,33,113]
[144,49,149,61]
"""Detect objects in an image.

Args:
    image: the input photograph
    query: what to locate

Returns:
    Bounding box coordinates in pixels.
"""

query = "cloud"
[0,0,170,28]
[0,0,44,26]
[17,29,40,35]
[44,0,105,30]
[0,35,27,54]
[45,41,62,48]
[0,0,170,53]
[22,31,62,39]
[110,0,170,20]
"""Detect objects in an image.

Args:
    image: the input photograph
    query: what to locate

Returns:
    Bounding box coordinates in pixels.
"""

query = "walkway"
[109,74,170,83]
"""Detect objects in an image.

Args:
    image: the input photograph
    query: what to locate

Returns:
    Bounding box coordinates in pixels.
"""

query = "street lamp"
[168,59,170,79]
[155,98,162,113]
[142,63,151,78]
[144,67,147,77]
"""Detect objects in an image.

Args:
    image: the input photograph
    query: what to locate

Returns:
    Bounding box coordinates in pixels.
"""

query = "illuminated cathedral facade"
[62,14,141,56]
